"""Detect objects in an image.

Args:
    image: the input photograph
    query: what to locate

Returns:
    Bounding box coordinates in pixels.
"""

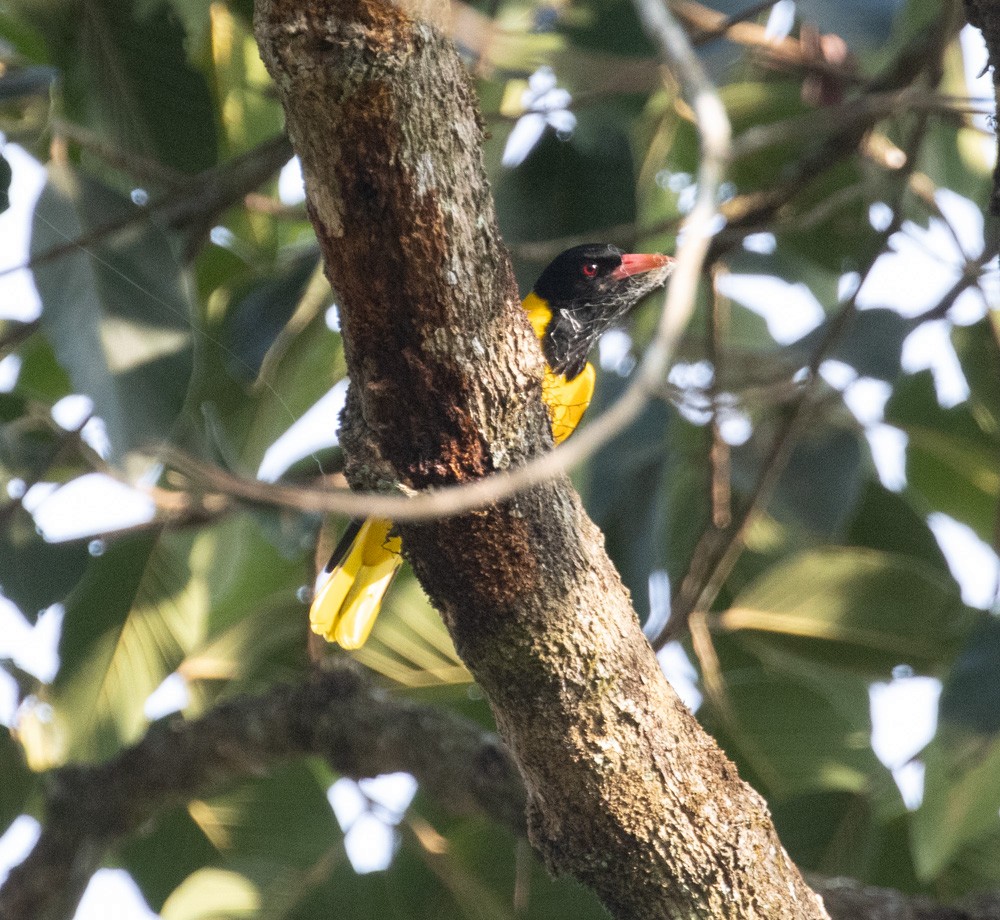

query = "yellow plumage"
[309,244,673,648]
[309,292,595,648]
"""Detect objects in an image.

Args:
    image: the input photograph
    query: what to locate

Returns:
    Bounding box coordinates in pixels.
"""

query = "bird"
[309,243,675,648]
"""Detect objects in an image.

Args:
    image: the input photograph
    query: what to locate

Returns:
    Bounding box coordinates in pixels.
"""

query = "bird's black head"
[532,243,674,379]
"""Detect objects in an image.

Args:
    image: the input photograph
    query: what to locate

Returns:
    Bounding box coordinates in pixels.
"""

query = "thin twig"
[48,117,188,189]
[0,134,292,280]
[689,0,781,46]
[706,266,731,529]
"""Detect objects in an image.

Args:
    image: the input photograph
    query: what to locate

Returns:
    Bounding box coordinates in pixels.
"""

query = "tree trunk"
[253,1,829,916]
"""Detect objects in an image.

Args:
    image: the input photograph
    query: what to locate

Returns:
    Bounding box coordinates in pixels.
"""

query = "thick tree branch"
[252,1,831,917]
[1,662,995,920]
[0,665,523,920]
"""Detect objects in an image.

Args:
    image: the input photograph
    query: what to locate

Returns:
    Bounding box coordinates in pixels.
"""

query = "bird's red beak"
[610,252,674,281]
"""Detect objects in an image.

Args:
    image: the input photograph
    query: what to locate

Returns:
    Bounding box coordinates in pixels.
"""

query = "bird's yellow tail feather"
[310,518,403,649]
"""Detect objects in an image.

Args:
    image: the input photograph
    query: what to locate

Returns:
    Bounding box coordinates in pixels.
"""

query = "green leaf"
[31,165,194,460]
[222,254,319,384]
[585,387,709,624]
[147,763,348,919]
[720,547,975,676]
[719,660,888,799]
[10,335,72,403]
[191,264,342,476]
[13,0,217,174]
[118,806,221,912]
[585,392,672,624]
[913,618,1000,882]
[845,479,952,577]
[0,728,34,837]
[733,426,865,538]
[791,308,915,382]
[496,114,636,282]
[781,158,884,273]
[297,797,606,920]
[445,819,609,920]
[918,118,993,209]
[197,763,339,869]
[561,0,653,57]
[163,0,213,56]
[34,510,311,765]
[250,322,344,461]
[725,80,812,194]
[885,370,1000,543]
[28,532,206,765]
[952,314,1000,430]
[0,506,89,621]
[939,616,1000,735]
[0,10,51,63]
[0,413,60,481]
[771,790,874,875]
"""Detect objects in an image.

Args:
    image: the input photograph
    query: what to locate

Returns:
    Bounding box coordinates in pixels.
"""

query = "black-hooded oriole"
[310,244,674,647]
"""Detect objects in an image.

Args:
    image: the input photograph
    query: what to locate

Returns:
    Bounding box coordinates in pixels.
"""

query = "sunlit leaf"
[160,868,261,920]
[150,762,350,919]
[26,533,204,765]
[718,547,975,676]
[352,568,470,688]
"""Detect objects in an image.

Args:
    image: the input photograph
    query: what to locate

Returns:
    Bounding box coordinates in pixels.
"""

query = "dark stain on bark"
[403,501,540,638]
[315,77,492,489]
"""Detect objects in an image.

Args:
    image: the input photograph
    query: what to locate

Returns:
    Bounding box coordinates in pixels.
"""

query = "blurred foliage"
[0,0,998,916]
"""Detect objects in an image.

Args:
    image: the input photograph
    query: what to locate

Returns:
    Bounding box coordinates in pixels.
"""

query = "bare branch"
[0,664,524,920]
[0,662,993,920]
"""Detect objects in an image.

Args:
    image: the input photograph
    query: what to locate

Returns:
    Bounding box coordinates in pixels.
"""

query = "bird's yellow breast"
[522,291,596,445]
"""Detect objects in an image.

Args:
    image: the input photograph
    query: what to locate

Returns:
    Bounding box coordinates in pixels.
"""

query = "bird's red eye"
[581,262,599,278]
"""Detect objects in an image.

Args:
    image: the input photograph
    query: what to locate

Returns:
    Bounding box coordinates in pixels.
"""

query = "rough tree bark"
[963,0,1000,219]
[0,663,996,919]
[253,1,829,917]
